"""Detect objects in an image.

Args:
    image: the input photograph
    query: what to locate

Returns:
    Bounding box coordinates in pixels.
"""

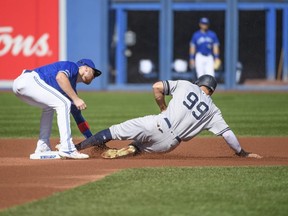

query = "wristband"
[78,121,92,138]
[189,54,195,60]
[236,149,249,157]
[214,54,220,59]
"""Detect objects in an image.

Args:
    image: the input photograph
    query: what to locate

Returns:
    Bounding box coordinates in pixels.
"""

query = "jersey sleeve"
[162,80,179,95]
[59,69,71,77]
[206,109,230,136]
[58,62,79,79]
[70,104,93,138]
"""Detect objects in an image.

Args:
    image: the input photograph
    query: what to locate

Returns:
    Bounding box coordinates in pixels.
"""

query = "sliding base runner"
[30,151,61,160]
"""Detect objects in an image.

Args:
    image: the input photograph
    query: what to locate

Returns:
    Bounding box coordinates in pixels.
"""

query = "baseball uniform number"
[183,92,209,120]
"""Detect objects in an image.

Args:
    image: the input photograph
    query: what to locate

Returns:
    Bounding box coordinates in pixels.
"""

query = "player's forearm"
[222,130,262,158]
[153,82,167,111]
[189,45,196,58]
[213,45,220,58]
[56,73,79,101]
[71,105,92,138]
[189,45,196,68]
[222,130,242,153]
[155,96,167,112]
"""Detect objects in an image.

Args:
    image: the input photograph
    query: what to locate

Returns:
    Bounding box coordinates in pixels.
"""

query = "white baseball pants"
[109,115,181,153]
[12,71,76,152]
[195,53,215,78]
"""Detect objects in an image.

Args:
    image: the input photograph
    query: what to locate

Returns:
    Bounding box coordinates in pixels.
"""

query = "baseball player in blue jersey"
[13,59,101,159]
[72,75,262,160]
[190,17,221,78]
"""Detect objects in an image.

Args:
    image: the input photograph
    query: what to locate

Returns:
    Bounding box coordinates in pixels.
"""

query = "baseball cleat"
[35,143,52,153]
[55,144,61,151]
[58,150,89,159]
[101,145,136,159]
[55,143,83,151]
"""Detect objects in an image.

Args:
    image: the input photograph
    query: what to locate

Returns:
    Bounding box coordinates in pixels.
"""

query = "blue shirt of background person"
[189,17,221,70]
[190,30,219,56]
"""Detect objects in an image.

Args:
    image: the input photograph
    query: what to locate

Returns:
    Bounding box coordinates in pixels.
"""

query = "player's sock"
[76,129,112,150]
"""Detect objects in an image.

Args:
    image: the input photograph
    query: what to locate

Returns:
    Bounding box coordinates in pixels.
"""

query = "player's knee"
[67,99,71,107]
[57,97,71,111]
[66,100,72,111]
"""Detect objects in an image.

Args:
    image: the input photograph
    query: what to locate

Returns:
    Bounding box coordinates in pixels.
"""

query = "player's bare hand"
[236,149,262,159]
[73,98,87,110]
[246,153,263,159]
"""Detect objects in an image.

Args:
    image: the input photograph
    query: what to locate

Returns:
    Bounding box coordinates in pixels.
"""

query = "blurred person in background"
[189,17,221,78]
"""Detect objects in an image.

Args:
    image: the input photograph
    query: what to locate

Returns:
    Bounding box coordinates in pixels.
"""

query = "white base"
[30,151,61,160]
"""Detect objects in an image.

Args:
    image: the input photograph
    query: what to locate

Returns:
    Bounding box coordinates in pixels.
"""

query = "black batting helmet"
[194,75,217,92]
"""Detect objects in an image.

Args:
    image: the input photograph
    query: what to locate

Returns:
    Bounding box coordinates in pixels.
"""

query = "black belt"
[199,53,210,56]
[163,118,181,143]
[24,70,33,73]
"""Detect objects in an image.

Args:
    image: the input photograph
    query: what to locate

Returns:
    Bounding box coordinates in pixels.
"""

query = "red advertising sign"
[0,0,59,80]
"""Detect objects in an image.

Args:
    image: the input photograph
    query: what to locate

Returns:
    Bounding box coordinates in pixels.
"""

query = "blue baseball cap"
[199,17,210,25]
[77,59,102,77]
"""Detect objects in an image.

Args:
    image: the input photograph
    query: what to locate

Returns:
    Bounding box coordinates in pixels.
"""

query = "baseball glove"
[214,58,222,70]
[101,145,137,159]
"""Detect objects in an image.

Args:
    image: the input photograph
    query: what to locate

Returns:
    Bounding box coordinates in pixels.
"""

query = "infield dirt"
[0,137,287,210]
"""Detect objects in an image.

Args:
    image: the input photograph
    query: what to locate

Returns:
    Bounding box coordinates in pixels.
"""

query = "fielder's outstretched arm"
[222,130,262,159]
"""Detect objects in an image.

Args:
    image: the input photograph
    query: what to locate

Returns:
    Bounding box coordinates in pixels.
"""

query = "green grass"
[212,92,288,136]
[1,166,288,216]
[1,91,287,137]
[1,91,288,215]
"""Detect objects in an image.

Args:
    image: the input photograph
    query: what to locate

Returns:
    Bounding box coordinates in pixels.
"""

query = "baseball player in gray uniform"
[74,75,262,159]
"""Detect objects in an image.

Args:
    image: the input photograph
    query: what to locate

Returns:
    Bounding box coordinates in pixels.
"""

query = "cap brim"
[92,68,102,77]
